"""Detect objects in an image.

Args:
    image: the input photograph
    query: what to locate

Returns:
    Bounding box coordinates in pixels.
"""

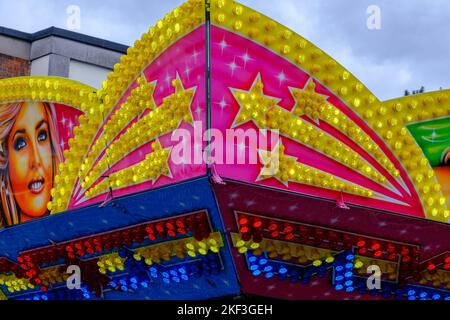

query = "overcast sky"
[0,0,449,100]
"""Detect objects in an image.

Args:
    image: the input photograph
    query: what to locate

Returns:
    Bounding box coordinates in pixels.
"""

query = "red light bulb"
[371,242,381,251]
[238,217,249,226]
[253,219,263,229]
[268,222,278,231]
[374,250,383,258]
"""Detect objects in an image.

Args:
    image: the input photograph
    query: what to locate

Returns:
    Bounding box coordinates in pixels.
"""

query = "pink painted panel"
[211,25,423,218]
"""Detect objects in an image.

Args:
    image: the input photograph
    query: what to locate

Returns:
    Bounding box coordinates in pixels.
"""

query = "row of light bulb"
[266,144,373,197]
[85,140,170,199]
[0,77,96,109]
[79,77,156,183]
[291,81,399,177]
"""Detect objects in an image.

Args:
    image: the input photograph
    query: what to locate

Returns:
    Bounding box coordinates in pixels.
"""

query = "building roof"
[0,26,128,54]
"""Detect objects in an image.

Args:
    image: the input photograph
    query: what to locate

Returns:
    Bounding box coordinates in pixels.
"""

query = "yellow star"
[149,138,173,184]
[289,78,330,121]
[230,73,280,128]
[257,140,297,186]
[168,72,196,125]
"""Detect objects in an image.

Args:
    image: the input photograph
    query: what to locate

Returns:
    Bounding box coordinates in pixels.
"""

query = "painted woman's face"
[7,102,53,221]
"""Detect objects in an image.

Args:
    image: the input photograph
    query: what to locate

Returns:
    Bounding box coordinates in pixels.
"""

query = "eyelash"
[38,130,47,142]
[13,129,48,151]
[14,138,26,151]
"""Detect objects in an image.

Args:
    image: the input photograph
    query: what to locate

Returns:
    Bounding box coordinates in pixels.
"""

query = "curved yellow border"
[99,0,205,113]
[0,76,96,112]
[210,0,449,222]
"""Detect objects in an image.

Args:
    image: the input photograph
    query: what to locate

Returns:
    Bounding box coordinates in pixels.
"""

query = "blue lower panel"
[0,177,240,300]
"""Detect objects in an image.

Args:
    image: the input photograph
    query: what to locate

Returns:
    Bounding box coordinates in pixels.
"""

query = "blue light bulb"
[263,265,273,272]
[178,267,187,274]
[250,264,259,271]
[252,270,262,276]
[279,267,288,274]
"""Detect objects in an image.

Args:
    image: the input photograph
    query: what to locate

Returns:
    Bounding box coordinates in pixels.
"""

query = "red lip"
[28,177,45,194]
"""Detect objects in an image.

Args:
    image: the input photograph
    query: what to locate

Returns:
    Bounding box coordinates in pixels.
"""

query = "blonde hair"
[0,102,63,226]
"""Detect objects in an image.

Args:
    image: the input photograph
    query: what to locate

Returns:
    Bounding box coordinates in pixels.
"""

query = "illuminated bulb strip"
[291,81,399,178]
[211,0,449,221]
[0,76,96,110]
[419,270,450,289]
[354,257,398,281]
[0,230,220,290]
[258,142,373,197]
[232,76,388,186]
[85,140,171,199]
[39,268,69,287]
[134,232,223,264]
[51,106,109,213]
[79,77,156,182]
[97,254,127,274]
[0,275,35,294]
[79,78,195,194]
[231,233,335,265]
[101,0,204,112]
[100,233,223,274]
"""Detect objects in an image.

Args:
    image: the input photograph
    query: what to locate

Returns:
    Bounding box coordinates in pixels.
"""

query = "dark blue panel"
[0,177,240,300]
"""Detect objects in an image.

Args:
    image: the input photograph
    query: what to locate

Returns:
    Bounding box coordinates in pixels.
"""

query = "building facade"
[0,26,127,88]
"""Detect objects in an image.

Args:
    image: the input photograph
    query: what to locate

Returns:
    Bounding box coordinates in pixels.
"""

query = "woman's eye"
[37,130,48,142]
[14,137,27,151]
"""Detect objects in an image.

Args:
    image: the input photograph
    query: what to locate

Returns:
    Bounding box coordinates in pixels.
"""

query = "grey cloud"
[240,0,450,100]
